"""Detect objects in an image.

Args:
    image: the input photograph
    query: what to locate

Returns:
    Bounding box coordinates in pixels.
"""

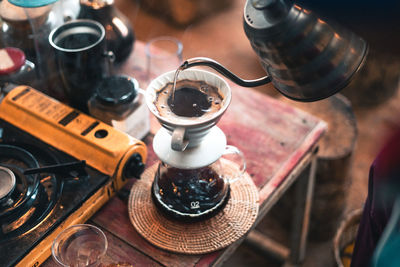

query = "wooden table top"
[44,41,326,267]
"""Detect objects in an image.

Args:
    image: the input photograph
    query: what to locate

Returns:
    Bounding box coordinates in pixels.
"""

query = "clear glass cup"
[52,224,108,267]
[145,36,183,86]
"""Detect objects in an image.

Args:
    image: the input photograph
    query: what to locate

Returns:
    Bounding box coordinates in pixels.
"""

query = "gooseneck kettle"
[179,0,368,102]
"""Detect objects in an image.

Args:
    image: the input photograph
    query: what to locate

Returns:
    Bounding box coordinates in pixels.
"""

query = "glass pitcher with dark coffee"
[146,69,246,221]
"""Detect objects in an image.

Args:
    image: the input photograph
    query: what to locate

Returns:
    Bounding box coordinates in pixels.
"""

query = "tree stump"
[341,49,400,108]
[273,93,357,241]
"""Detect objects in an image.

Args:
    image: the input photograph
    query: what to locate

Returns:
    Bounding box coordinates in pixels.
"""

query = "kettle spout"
[178,57,271,88]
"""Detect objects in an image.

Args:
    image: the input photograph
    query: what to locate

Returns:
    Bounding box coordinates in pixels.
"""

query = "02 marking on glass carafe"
[190,201,200,209]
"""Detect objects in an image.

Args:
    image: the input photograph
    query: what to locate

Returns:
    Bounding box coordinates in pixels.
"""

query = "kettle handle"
[179,57,271,87]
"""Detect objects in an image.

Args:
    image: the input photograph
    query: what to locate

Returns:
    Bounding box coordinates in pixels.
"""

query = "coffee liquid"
[168,87,211,117]
[155,79,223,122]
[153,165,229,218]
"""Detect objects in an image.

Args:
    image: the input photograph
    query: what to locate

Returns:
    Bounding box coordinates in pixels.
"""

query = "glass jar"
[0,47,36,87]
[88,75,150,140]
[0,0,61,94]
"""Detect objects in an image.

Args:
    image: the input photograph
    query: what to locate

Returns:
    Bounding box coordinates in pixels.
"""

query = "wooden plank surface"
[44,41,326,266]
[218,81,326,190]
[99,227,162,267]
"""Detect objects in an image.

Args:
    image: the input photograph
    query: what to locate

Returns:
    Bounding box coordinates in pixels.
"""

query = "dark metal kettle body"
[243,0,368,101]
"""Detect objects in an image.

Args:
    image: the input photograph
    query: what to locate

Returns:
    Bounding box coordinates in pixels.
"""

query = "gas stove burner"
[0,145,40,218]
[0,144,61,240]
[0,166,16,202]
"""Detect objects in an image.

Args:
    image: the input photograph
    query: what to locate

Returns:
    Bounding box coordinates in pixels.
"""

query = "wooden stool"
[276,93,357,241]
[341,49,400,108]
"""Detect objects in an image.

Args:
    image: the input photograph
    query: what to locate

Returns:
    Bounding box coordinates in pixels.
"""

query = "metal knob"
[123,153,145,179]
[251,0,290,21]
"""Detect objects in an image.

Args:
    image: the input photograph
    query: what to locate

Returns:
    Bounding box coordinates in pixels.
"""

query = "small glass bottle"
[0,0,63,95]
[0,47,36,87]
[88,75,150,140]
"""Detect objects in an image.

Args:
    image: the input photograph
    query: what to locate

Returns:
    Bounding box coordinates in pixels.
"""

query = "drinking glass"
[145,36,183,86]
[52,224,108,267]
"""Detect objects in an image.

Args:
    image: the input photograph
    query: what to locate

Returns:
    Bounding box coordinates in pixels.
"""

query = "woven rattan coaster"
[128,161,259,254]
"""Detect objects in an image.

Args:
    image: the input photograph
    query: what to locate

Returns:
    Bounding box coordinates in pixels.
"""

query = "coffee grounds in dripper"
[155,79,223,121]
[168,87,211,117]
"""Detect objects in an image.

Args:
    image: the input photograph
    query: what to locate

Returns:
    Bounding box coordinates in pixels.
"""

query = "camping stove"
[0,86,147,267]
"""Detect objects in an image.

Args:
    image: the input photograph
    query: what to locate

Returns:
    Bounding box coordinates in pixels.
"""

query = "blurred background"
[1,0,399,266]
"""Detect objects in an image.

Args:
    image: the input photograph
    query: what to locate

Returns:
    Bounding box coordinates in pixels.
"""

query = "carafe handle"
[222,145,246,183]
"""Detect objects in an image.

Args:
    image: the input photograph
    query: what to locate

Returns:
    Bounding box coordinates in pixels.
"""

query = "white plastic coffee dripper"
[146,68,231,155]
